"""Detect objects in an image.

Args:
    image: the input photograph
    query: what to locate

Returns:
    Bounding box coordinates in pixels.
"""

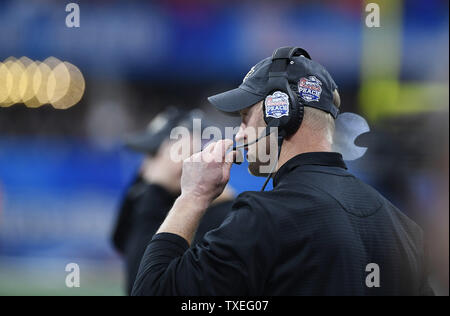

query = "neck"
[276,127,331,172]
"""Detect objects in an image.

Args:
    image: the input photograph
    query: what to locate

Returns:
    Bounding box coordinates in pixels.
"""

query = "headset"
[233,47,312,191]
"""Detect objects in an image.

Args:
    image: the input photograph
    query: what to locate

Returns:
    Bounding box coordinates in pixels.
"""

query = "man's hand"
[156,139,236,244]
[180,139,235,206]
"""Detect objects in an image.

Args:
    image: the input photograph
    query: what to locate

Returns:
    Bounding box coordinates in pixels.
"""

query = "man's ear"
[333,89,341,109]
[256,101,265,126]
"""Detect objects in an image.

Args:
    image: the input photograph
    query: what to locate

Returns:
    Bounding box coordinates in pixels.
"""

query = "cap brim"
[208,87,264,114]
[124,132,161,155]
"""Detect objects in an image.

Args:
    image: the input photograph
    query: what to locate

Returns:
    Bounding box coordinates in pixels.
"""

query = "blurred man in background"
[112,108,234,294]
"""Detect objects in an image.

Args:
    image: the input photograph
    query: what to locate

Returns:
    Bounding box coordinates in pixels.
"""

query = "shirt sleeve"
[419,233,435,296]
[131,194,279,296]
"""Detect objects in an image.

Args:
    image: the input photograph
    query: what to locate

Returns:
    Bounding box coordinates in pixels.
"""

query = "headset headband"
[268,47,311,91]
[271,47,311,61]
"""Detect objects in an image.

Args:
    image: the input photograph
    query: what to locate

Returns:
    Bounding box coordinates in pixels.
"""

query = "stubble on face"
[240,102,279,177]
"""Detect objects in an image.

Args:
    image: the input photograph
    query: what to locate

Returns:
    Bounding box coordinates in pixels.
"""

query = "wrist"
[157,193,209,245]
[176,193,210,214]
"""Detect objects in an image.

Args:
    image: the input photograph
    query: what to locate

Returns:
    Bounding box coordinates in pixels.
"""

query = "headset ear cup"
[263,90,290,128]
[283,83,304,137]
[263,88,303,137]
[263,95,276,127]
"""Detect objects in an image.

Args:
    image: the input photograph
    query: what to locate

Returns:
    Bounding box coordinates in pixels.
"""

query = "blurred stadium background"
[0,0,448,295]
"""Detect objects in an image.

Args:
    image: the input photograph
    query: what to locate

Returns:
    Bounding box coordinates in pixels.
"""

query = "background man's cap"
[125,107,205,155]
[208,48,339,118]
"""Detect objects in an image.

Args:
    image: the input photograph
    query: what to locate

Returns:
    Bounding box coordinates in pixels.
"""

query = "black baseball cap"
[125,107,205,155]
[208,47,339,118]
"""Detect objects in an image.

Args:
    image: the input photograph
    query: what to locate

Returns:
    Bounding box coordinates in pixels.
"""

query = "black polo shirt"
[132,152,434,296]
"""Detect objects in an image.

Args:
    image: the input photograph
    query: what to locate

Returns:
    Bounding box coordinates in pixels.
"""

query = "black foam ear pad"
[282,83,304,137]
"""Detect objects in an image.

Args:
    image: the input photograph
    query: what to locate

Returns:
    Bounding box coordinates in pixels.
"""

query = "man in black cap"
[112,107,187,255]
[111,107,234,295]
[131,47,434,296]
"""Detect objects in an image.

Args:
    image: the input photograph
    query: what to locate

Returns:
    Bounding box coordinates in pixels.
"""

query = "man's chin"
[248,161,273,177]
[248,162,263,177]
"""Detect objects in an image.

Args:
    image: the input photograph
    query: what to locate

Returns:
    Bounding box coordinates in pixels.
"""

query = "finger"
[225,150,239,164]
[223,138,234,153]
[203,140,216,157]
[212,140,226,163]
[203,140,216,153]
[185,151,199,163]
[213,139,234,161]
[201,140,214,152]
[236,148,244,164]
[201,140,216,162]
[223,155,233,182]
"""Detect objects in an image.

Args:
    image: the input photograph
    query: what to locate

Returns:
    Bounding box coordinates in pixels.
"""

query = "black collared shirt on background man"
[112,175,149,255]
[112,177,233,295]
[132,152,434,296]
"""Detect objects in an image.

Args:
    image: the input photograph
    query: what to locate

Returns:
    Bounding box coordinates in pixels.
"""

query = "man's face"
[235,101,278,177]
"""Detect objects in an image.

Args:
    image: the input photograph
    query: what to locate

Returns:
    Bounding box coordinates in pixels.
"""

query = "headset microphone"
[232,120,280,151]
[229,119,285,192]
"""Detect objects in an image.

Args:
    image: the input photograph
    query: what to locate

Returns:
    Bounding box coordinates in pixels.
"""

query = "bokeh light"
[0,57,85,109]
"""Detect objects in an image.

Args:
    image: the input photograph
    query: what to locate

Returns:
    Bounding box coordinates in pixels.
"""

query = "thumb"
[223,153,234,182]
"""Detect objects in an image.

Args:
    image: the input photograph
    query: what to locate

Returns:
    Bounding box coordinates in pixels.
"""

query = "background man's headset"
[232,46,312,191]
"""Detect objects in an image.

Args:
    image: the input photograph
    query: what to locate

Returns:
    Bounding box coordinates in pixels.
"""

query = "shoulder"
[233,186,337,214]
[227,192,273,225]
[206,191,281,240]
[377,193,425,242]
[199,192,279,259]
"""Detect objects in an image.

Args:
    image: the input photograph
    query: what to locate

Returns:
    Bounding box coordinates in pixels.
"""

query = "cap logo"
[298,76,322,102]
[243,65,256,83]
[265,91,289,119]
